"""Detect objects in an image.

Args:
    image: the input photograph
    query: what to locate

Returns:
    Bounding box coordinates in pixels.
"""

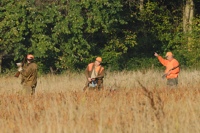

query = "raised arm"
[154,52,168,66]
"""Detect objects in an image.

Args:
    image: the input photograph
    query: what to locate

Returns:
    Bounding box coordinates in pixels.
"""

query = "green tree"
[1,0,200,73]
[0,1,29,60]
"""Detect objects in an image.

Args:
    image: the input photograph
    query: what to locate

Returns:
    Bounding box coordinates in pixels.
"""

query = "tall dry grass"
[0,69,200,133]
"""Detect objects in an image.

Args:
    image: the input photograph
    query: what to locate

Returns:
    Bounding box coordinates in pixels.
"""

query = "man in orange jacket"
[154,52,180,86]
[83,57,105,91]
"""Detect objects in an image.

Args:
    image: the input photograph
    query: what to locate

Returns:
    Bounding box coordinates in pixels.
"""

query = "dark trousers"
[167,78,178,87]
[22,85,36,95]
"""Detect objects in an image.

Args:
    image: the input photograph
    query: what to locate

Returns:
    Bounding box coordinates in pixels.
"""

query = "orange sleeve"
[170,60,180,74]
[96,67,104,79]
[157,56,168,66]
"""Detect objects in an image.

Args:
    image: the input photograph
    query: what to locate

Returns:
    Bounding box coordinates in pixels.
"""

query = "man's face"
[95,60,100,66]
[27,59,32,63]
[166,55,173,61]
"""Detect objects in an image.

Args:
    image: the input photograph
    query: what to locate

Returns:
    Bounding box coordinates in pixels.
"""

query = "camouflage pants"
[167,78,178,87]
[83,79,104,91]
[21,85,36,95]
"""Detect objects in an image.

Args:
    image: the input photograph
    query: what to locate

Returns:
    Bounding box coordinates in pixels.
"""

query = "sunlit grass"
[0,69,200,133]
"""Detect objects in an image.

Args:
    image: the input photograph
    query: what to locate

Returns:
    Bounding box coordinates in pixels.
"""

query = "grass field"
[0,69,200,133]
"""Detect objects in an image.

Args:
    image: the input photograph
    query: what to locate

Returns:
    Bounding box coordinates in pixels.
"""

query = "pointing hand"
[154,52,159,57]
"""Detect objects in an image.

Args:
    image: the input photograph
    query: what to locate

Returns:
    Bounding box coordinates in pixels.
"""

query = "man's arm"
[154,52,168,66]
[96,67,104,79]
[85,65,90,79]
[20,65,32,77]
[157,56,168,66]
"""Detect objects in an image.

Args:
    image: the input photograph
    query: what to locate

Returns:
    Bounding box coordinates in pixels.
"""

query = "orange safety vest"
[87,63,103,74]
[158,56,180,79]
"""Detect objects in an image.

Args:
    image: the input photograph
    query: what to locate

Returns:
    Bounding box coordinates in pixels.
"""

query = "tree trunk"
[139,0,144,11]
[188,0,194,32]
[183,0,194,33]
[183,0,194,50]
[0,51,5,73]
[0,55,2,73]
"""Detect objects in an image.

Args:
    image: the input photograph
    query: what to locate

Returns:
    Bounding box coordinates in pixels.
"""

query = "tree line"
[0,0,200,74]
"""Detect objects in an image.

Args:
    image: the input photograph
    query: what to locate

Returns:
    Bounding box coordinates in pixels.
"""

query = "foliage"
[175,16,200,68]
[0,0,200,73]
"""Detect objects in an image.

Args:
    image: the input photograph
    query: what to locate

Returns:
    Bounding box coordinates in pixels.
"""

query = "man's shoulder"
[100,65,104,70]
[88,62,94,66]
[173,58,179,63]
[29,62,38,68]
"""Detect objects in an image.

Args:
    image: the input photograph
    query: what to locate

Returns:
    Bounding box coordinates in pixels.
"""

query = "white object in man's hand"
[18,67,23,72]
[16,62,22,67]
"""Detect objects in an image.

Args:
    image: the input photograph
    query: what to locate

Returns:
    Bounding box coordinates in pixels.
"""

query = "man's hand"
[162,70,172,78]
[88,78,92,82]
[154,52,159,57]
[16,63,22,67]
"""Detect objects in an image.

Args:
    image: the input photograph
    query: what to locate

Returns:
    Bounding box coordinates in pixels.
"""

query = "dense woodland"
[0,0,200,74]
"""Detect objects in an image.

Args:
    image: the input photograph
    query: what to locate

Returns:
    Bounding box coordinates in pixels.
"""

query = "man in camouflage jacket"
[18,54,38,95]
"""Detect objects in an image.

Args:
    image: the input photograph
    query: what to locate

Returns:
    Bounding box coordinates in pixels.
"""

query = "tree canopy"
[0,0,200,73]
